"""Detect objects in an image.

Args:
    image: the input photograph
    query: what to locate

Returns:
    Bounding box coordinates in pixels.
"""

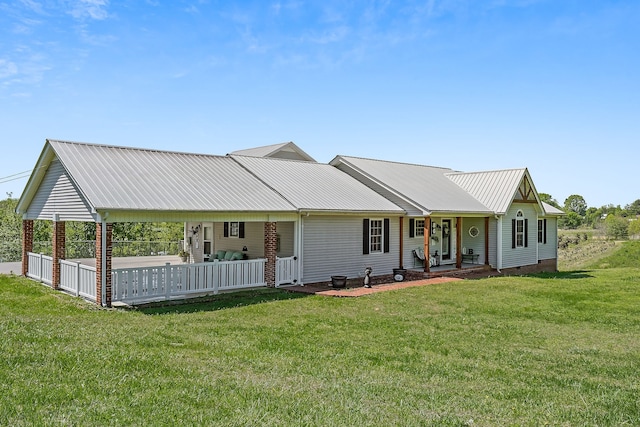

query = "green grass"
[1,269,640,426]
[586,240,640,269]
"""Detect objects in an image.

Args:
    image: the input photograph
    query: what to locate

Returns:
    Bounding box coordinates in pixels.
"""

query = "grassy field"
[2,263,640,426]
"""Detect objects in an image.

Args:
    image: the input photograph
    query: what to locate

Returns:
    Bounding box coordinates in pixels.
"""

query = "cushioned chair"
[413,247,425,267]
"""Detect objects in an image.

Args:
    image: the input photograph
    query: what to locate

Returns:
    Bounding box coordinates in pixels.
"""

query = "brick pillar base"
[21,220,34,276]
[52,221,66,289]
[96,222,113,306]
[264,222,277,287]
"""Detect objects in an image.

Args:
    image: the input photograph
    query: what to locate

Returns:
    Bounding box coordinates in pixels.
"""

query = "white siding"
[501,203,539,269]
[302,215,400,284]
[538,217,558,260]
[460,217,486,263]
[26,159,94,222]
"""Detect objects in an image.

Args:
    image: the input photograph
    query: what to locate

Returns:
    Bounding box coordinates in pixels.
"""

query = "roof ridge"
[446,167,527,176]
[47,138,227,159]
[336,155,454,171]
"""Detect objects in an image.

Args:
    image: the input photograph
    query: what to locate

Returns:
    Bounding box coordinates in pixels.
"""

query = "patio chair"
[412,247,425,267]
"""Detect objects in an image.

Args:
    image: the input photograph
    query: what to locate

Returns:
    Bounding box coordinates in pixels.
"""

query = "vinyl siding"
[460,217,486,263]
[302,215,400,284]
[502,203,539,269]
[26,159,94,222]
[538,217,558,260]
[488,217,497,267]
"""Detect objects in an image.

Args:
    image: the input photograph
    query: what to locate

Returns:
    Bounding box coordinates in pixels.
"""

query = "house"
[17,139,563,306]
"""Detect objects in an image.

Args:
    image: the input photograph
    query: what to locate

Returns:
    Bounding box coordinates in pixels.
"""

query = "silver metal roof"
[230,141,316,162]
[231,155,404,213]
[446,168,527,215]
[332,156,493,215]
[48,140,296,212]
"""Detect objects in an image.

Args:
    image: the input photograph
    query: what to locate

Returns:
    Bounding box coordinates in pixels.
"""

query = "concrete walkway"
[0,255,184,275]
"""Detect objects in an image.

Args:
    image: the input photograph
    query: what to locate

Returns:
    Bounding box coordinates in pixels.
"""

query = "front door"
[442,219,452,260]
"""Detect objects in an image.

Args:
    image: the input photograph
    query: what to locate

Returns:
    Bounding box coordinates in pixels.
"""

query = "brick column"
[96,222,113,307]
[21,220,34,276]
[264,222,277,287]
[52,220,66,289]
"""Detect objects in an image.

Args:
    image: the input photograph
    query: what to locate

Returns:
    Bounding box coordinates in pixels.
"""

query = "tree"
[539,193,562,210]
[628,219,640,237]
[564,194,587,216]
[560,211,583,229]
[605,215,629,240]
[625,199,640,216]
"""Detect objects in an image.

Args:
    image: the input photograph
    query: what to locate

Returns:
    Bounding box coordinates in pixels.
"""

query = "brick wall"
[21,220,34,276]
[264,222,277,287]
[52,221,65,289]
[96,222,113,306]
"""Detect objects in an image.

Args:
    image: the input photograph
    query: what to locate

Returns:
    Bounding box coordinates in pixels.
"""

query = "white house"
[17,139,563,306]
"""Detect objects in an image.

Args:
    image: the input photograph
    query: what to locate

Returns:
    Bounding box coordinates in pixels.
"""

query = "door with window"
[442,219,452,260]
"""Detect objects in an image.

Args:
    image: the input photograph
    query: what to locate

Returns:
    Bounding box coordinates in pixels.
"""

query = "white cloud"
[0,59,19,79]
[68,0,110,20]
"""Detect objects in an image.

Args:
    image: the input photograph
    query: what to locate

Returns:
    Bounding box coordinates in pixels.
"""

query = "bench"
[461,253,480,264]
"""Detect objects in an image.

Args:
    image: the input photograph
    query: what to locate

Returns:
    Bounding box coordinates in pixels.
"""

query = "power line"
[0,170,32,184]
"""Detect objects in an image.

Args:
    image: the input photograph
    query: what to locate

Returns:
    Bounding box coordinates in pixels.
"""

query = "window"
[414,219,425,237]
[516,211,524,247]
[363,218,390,254]
[223,222,245,238]
[370,219,383,253]
[538,219,547,244]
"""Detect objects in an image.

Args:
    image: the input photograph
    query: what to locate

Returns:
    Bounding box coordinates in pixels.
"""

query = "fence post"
[213,262,219,295]
[75,261,80,297]
[165,263,171,300]
[38,253,43,282]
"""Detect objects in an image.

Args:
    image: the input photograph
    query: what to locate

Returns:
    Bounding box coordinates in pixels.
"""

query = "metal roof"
[446,168,527,215]
[541,201,565,216]
[230,141,316,162]
[231,155,404,213]
[332,156,493,215]
[47,140,297,212]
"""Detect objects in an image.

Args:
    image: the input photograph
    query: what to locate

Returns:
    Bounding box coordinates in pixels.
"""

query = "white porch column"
[496,216,503,271]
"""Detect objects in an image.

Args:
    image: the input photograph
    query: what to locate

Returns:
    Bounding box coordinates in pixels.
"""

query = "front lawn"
[1,269,639,426]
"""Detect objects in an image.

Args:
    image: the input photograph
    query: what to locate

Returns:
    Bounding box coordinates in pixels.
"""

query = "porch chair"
[412,247,425,267]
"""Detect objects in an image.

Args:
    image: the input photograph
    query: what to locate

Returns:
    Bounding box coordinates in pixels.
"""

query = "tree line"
[0,196,183,262]
[541,193,640,239]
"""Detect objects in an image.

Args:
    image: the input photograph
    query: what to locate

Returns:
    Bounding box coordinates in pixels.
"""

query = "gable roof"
[18,140,297,214]
[232,155,403,213]
[18,140,402,219]
[331,156,493,216]
[446,168,539,215]
[230,142,316,162]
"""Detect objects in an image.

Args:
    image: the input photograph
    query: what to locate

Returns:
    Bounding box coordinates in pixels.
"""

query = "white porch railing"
[112,258,267,305]
[59,259,97,300]
[276,256,298,287]
[27,252,53,286]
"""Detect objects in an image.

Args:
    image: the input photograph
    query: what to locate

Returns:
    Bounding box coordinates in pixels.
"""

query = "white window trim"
[414,219,425,237]
[369,218,384,254]
[516,210,525,248]
[229,221,240,238]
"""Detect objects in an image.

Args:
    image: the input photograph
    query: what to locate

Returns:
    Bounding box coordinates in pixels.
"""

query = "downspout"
[496,215,502,272]
[297,213,304,285]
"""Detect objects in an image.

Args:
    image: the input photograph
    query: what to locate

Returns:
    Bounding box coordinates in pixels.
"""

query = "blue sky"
[1,0,638,209]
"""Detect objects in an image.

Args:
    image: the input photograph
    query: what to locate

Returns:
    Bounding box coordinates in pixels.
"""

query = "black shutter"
[384,218,390,253]
[524,219,529,248]
[409,219,415,238]
[512,219,516,249]
[543,219,547,244]
[239,222,245,239]
[363,219,370,255]
[224,222,229,238]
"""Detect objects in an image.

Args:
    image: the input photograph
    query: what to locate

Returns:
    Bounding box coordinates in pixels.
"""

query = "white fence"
[276,256,298,286]
[27,252,53,286]
[112,258,268,305]
[26,253,300,306]
[59,259,97,300]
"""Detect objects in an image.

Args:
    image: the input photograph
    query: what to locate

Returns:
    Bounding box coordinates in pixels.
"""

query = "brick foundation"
[264,222,277,287]
[52,221,65,289]
[96,222,113,306]
[21,220,34,276]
